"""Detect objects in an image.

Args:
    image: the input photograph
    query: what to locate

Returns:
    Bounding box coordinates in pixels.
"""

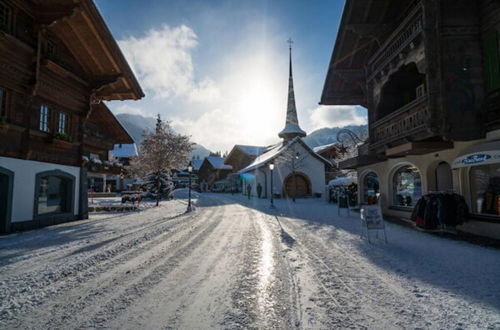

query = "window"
[58,112,68,134]
[392,165,422,207]
[37,175,72,215]
[0,1,11,33]
[0,88,6,117]
[483,30,500,92]
[39,105,49,132]
[470,164,500,216]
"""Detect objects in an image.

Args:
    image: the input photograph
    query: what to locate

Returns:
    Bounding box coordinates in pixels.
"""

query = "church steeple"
[278,38,306,142]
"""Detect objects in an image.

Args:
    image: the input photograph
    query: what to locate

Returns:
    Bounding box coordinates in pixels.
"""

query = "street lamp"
[269,162,275,208]
[187,162,193,212]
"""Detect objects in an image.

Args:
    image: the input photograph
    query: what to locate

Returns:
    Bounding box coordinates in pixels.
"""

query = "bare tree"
[274,142,309,202]
[129,114,193,206]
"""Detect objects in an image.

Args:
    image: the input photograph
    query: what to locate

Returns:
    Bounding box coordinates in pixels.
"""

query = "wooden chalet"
[224,145,269,172]
[313,143,340,182]
[197,156,232,191]
[84,102,134,193]
[0,0,143,233]
[322,0,500,238]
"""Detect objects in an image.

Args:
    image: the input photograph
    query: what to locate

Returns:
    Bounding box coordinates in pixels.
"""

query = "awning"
[452,140,500,168]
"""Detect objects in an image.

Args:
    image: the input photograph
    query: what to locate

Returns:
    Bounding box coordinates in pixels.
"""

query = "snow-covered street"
[1,193,499,329]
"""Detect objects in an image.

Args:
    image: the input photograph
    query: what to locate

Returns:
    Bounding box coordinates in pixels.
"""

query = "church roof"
[239,137,330,174]
[278,41,307,140]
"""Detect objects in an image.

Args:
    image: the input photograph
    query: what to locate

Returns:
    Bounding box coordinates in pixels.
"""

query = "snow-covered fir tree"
[142,171,174,202]
[129,114,193,206]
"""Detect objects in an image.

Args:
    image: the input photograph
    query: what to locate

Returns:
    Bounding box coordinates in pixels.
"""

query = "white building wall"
[242,142,326,198]
[0,156,81,223]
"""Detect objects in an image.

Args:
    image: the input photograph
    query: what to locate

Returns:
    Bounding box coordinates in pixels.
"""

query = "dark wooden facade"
[224,145,263,173]
[322,0,500,166]
[0,0,142,168]
[198,158,232,190]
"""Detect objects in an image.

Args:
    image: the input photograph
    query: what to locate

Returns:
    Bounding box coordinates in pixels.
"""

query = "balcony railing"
[370,96,429,149]
[367,2,423,81]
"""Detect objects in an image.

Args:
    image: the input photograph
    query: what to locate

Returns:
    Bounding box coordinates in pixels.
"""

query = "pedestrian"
[257,183,262,199]
[247,183,252,199]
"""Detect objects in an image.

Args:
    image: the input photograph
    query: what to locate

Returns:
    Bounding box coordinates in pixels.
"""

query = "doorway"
[436,161,453,192]
[284,172,311,198]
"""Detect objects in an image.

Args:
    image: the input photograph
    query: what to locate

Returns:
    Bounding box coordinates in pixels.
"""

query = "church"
[238,41,330,199]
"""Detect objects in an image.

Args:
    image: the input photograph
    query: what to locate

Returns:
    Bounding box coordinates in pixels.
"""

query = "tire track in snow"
[0,201,221,327]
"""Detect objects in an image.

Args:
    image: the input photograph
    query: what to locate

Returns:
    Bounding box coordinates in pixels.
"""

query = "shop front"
[453,140,500,219]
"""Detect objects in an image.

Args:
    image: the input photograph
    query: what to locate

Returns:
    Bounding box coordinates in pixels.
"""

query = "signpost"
[360,204,387,243]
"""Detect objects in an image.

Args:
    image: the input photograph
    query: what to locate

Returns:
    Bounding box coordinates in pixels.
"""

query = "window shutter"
[483,30,500,92]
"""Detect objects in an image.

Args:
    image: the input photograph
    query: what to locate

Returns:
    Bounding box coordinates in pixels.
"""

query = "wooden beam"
[385,141,454,157]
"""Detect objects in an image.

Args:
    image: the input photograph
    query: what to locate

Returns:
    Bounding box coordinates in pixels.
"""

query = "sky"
[95,0,367,152]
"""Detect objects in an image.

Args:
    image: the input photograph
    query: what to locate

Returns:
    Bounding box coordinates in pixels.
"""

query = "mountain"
[115,113,212,159]
[303,124,368,148]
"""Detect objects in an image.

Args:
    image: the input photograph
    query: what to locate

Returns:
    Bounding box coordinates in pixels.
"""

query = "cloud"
[118,25,220,102]
[310,105,367,129]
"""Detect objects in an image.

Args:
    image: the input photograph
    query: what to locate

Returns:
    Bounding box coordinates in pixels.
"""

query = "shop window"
[39,105,49,132]
[57,112,68,134]
[392,165,422,207]
[37,174,73,215]
[482,30,500,92]
[0,1,11,33]
[470,164,500,216]
[363,172,379,204]
[0,88,6,117]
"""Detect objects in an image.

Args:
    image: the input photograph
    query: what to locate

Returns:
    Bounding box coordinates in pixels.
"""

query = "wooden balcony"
[370,96,429,150]
[367,2,423,81]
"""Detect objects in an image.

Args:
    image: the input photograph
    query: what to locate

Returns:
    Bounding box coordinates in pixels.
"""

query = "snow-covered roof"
[313,142,338,154]
[192,159,203,171]
[238,143,283,173]
[206,156,232,170]
[112,143,138,158]
[239,137,331,174]
[236,145,269,156]
[327,176,357,187]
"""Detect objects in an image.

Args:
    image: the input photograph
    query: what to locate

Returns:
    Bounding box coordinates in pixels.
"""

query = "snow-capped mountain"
[303,125,368,149]
[115,113,212,159]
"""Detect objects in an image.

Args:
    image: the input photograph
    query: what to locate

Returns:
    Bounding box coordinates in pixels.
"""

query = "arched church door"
[284,173,310,198]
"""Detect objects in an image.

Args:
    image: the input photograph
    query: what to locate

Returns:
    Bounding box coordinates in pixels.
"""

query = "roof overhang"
[320,0,412,106]
[34,0,144,101]
[338,154,383,170]
[385,141,454,157]
[90,103,134,144]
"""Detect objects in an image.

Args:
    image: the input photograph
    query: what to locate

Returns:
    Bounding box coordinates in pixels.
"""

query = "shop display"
[411,193,469,229]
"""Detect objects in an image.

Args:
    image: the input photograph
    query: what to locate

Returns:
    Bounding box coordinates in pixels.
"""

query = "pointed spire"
[279,38,306,142]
